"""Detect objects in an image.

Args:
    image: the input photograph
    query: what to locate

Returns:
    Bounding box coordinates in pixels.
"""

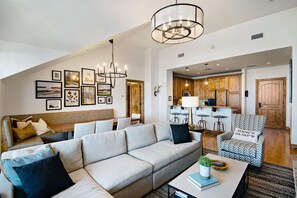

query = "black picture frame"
[36,80,62,99]
[81,86,96,105]
[64,89,80,107]
[97,83,112,96]
[82,68,95,85]
[52,70,62,81]
[64,70,80,88]
[98,97,106,104]
[46,99,62,111]
[106,96,113,105]
[96,75,106,84]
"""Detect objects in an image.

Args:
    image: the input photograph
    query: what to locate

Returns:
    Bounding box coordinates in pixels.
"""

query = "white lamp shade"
[182,96,199,107]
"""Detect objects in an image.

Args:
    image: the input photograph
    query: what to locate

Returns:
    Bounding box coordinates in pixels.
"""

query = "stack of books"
[187,172,220,191]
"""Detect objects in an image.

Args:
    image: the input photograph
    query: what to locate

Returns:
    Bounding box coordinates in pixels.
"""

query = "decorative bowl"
[211,160,228,171]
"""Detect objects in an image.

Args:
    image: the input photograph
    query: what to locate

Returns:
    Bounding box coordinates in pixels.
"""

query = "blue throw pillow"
[13,152,74,198]
[170,123,192,144]
[1,145,54,188]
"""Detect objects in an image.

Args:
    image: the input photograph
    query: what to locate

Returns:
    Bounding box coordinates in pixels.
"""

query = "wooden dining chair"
[116,117,131,130]
[95,119,114,133]
[73,121,95,139]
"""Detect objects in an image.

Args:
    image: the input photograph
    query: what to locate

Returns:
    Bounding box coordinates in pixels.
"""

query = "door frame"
[255,77,286,128]
[126,79,144,123]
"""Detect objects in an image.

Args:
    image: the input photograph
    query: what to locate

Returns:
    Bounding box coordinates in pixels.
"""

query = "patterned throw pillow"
[12,123,37,140]
[231,128,261,143]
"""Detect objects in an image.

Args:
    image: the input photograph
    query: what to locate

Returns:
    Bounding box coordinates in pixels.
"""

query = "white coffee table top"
[168,154,248,198]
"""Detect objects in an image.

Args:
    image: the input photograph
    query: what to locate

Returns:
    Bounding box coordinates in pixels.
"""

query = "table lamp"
[182,96,199,126]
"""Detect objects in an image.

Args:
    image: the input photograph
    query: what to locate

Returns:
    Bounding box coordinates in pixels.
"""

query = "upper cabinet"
[173,76,194,103]
[228,75,241,92]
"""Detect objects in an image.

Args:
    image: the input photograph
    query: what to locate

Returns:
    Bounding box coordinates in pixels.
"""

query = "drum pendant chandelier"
[151,1,204,44]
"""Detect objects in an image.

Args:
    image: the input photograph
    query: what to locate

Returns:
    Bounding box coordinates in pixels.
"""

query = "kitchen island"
[169,105,233,132]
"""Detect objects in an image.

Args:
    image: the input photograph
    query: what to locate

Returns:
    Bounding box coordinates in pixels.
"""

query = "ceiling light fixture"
[96,39,127,88]
[151,0,204,44]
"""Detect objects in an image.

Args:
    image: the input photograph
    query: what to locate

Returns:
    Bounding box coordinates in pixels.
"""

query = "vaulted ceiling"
[1,0,297,52]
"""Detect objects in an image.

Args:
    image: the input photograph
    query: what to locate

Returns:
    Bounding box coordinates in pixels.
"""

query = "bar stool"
[180,107,189,124]
[211,107,227,132]
[195,107,209,130]
[169,106,180,123]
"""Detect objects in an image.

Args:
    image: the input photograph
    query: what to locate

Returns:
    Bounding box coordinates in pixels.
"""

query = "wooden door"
[130,83,141,115]
[256,78,286,129]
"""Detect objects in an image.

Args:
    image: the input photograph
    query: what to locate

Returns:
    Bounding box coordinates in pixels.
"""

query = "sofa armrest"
[0,172,13,198]
[217,131,234,151]
[189,131,202,142]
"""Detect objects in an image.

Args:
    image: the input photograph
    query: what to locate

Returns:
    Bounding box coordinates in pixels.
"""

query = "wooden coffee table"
[168,154,248,198]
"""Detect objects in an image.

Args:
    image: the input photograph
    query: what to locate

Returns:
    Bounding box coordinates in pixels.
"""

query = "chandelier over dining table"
[96,39,127,88]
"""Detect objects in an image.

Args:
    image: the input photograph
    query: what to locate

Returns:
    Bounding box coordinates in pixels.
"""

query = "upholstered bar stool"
[211,107,228,132]
[169,106,180,123]
[180,107,189,124]
[195,107,209,130]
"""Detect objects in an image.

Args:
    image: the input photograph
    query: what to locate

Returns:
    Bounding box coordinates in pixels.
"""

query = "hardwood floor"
[203,128,297,167]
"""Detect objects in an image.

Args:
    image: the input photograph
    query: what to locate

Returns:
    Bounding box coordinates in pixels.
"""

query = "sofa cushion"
[84,154,152,194]
[53,168,112,198]
[10,136,43,151]
[1,145,54,188]
[50,139,83,173]
[154,122,171,141]
[128,140,200,171]
[82,130,126,166]
[125,124,157,151]
[12,123,37,140]
[221,139,256,158]
[13,153,74,198]
[170,123,192,144]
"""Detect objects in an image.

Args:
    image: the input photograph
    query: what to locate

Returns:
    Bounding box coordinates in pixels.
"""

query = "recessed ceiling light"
[225,68,229,70]
[216,63,220,67]
[197,72,200,75]
[186,67,189,72]
[266,61,271,65]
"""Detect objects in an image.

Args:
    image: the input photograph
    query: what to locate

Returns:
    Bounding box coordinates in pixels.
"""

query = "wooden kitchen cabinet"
[208,78,217,91]
[218,77,228,90]
[228,75,241,92]
[173,76,194,104]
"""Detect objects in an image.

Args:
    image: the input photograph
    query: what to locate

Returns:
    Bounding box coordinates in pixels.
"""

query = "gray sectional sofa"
[0,122,202,198]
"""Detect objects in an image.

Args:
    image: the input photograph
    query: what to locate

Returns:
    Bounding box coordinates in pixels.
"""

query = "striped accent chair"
[217,114,266,167]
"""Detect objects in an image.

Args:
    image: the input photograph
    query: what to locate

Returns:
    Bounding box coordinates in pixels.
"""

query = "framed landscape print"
[64,89,80,107]
[81,86,96,105]
[64,70,80,88]
[106,96,113,105]
[96,75,106,83]
[36,80,62,99]
[46,99,62,111]
[82,68,95,85]
[97,83,111,96]
[98,97,106,104]
[52,70,61,81]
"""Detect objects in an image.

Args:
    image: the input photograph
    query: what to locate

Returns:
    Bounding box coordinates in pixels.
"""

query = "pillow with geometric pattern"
[231,128,261,143]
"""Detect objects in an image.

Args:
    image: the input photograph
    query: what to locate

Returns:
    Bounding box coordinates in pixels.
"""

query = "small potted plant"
[198,156,212,179]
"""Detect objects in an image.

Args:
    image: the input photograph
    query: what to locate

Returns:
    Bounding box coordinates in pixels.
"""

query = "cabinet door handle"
[259,103,262,108]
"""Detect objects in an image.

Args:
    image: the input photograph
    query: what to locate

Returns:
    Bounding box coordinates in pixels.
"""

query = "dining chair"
[95,119,114,133]
[116,117,131,130]
[73,121,95,139]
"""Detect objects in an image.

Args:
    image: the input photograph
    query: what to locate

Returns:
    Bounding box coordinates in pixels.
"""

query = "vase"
[200,164,211,179]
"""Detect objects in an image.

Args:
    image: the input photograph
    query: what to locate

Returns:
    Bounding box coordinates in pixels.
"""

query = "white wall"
[2,41,145,118]
[0,40,69,79]
[157,8,297,143]
[245,65,291,127]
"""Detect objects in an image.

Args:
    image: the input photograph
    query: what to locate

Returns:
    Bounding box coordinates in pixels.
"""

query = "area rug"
[145,149,296,198]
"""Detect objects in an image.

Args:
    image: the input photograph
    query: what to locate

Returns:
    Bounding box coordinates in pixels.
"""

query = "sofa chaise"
[0,122,202,198]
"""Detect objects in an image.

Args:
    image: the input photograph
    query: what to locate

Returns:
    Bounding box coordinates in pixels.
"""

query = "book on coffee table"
[187,172,220,190]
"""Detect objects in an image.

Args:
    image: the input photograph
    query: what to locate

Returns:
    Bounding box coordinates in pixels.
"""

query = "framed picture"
[64,70,80,88]
[81,86,96,105]
[96,75,106,83]
[97,83,111,96]
[46,99,62,111]
[82,68,95,85]
[36,80,62,99]
[52,70,61,81]
[64,89,80,107]
[106,96,113,105]
[98,97,106,104]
